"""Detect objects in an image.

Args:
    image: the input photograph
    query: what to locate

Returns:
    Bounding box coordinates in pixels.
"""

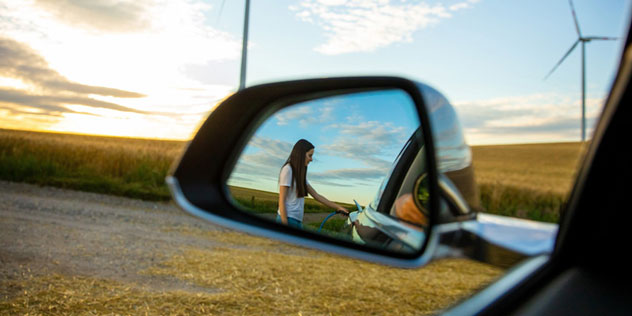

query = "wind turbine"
[239,0,250,91]
[217,0,250,91]
[544,0,617,142]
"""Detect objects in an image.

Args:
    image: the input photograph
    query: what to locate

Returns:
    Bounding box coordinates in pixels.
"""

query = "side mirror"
[167,77,557,268]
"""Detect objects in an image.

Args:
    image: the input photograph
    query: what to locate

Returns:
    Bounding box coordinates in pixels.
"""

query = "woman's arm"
[307,184,349,214]
[279,185,289,224]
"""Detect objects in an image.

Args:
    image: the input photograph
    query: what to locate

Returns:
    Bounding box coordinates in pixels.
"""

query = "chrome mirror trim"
[463,214,558,256]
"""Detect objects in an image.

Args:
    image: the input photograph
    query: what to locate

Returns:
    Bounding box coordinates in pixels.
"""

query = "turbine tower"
[544,0,617,141]
[239,0,250,91]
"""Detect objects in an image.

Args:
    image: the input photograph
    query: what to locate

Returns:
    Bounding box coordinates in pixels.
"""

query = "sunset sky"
[0,0,629,144]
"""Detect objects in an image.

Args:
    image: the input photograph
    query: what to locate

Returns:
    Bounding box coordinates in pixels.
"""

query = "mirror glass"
[227,88,430,254]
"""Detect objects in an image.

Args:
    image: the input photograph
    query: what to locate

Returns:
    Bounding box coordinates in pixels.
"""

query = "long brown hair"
[283,139,314,197]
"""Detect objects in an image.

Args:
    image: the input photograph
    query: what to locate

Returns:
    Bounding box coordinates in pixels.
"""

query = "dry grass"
[146,248,502,315]
[472,142,586,195]
[0,274,244,315]
[0,128,185,200]
[1,225,502,315]
[0,129,184,176]
[471,142,586,221]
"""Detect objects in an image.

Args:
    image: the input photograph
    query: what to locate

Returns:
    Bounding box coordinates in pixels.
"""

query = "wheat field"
[472,142,585,195]
[0,128,585,221]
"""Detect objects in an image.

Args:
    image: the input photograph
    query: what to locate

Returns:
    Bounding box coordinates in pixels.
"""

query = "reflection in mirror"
[227,88,430,254]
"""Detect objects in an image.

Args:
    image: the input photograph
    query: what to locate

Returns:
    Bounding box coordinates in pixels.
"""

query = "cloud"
[0,37,145,98]
[321,137,393,170]
[449,0,480,11]
[248,137,294,160]
[0,38,151,116]
[453,92,605,144]
[275,105,313,126]
[33,0,151,33]
[291,0,479,55]
[0,104,64,117]
[232,137,294,179]
[328,120,406,147]
[0,88,148,114]
[322,120,408,170]
[0,0,240,100]
[0,0,242,139]
[275,104,335,127]
[310,168,386,182]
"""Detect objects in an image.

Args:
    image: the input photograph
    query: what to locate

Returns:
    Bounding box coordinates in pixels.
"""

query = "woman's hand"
[308,184,349,216]
[336,206,349,216]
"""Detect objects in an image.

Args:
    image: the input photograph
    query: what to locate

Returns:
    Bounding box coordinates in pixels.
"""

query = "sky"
[0,0,630,203]
[0,0,629,143]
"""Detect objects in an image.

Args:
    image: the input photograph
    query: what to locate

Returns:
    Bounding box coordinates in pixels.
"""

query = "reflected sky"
[229,89,420,204]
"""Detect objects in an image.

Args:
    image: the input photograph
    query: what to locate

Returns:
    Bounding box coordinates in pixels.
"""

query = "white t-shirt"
[277,164,309,222]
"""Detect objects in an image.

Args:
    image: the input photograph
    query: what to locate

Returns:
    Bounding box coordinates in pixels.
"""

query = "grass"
[0,128,586,222]
[0,274,224,315]
[472,142,585,195]
[305,217,348,232]
[1,227,503,316]
[471,142,586,222]
[0,129,182,201]
[230,186,355,214]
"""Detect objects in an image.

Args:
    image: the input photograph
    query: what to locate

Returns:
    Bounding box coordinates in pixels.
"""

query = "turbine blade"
[585,36,618,41]
[544,40,580,80]
[569,0,582,37]
[216,0,227,23]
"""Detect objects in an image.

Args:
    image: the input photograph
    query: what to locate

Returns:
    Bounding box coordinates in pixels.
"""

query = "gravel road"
[0,180,231,295]
[0,181,504,315]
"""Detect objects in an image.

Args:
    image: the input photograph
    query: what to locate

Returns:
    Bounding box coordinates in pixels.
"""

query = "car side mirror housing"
[167,76,555,268]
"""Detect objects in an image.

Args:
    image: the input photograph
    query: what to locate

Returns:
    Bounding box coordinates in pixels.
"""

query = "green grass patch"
[305,217,348,232]
[230,185,355,214]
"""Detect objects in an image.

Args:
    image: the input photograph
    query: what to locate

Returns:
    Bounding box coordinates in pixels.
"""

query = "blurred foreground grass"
[0,129,585,222]
[1,228,502,315]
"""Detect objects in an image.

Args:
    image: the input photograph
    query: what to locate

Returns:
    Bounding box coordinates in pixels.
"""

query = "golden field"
[0,128,584,221]
[471,142,585,221]
[472,142,585,195]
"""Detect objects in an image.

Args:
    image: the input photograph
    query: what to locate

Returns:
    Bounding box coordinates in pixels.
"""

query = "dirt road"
[0,180,226,294]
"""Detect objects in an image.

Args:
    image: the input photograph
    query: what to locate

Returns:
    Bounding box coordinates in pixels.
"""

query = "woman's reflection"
[276,139,349,228]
